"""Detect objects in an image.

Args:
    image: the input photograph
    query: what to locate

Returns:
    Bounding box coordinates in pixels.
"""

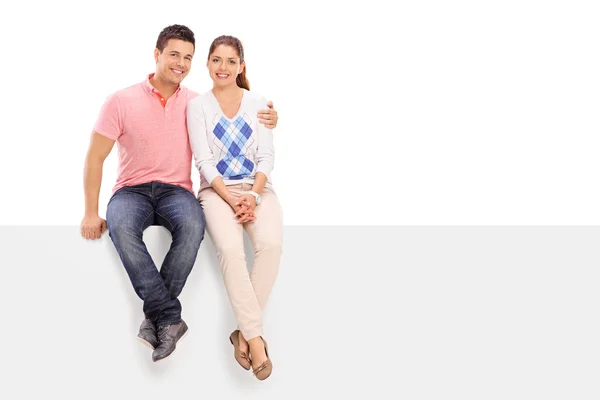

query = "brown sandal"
[252,337,272,381]
[229,330,251,370]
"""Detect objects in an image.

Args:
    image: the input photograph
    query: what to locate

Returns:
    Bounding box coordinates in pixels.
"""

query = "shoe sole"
[152,328,189,363]
[137,336,157,350]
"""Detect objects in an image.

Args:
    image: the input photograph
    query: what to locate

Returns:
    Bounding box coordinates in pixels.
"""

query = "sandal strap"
[252,360,271,375]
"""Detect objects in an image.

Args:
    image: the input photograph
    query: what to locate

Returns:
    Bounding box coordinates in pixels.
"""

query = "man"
[80,24,278,362]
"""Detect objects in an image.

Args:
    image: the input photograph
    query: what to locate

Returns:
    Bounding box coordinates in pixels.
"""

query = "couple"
[80,25,282,381]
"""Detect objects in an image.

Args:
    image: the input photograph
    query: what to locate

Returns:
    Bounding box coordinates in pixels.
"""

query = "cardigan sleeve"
[187,97,222,185]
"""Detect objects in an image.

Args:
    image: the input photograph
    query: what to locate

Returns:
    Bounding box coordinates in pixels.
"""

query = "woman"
[187,35,283,381]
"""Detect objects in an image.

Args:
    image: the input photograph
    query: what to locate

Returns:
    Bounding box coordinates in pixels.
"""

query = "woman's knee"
[254,239,283,255]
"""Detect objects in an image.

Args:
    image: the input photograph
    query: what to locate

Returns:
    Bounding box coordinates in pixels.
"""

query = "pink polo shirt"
[93,74,198,194]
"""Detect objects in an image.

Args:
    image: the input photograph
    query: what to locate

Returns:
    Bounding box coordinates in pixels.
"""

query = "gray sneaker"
[152,320,189,362]
[137,319,158,350]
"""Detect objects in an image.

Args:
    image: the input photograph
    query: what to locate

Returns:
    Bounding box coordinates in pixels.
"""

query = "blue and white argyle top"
[212,113,255,180]
[187,90,275,191]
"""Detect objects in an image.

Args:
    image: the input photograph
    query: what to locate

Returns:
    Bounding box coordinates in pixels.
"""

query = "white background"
[1,2,599,398]
[4,226,600,399]
[0,0,599,225]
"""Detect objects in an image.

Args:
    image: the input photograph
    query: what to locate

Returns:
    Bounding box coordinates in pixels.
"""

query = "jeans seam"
[154,210,174,232]
[141,209,154,229]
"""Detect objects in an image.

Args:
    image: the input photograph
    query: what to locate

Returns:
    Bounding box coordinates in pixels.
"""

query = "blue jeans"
[106,182,205,327]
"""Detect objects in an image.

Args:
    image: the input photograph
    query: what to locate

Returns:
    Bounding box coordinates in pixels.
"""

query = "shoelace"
[157,325,171,341]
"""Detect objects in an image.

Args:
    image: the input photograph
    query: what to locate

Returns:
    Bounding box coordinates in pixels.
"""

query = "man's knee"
[107,214,142,244]
[180,210,206,244]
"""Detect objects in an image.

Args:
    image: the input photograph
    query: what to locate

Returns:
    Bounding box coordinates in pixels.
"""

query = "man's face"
[154,39,194,86]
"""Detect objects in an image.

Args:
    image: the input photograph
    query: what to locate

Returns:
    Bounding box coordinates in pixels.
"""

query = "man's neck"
[150,73,178,100]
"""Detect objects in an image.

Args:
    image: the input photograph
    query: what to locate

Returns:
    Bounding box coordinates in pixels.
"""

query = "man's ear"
[154,48,160,63]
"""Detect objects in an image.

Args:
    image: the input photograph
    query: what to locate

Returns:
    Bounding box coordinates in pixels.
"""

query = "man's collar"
[143,73,181,96]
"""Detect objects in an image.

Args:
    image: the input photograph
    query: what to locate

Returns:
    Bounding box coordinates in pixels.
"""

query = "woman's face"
[207,44,244,87]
